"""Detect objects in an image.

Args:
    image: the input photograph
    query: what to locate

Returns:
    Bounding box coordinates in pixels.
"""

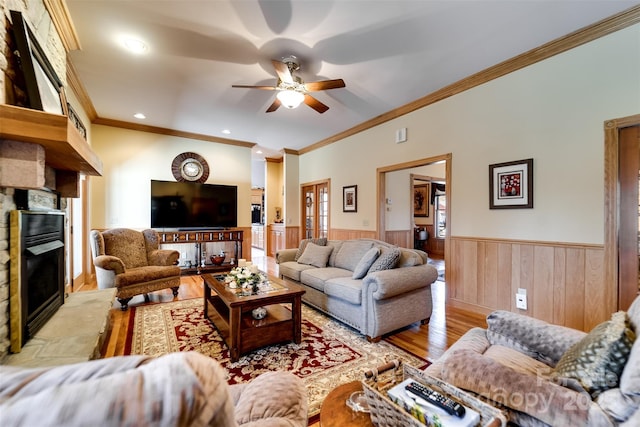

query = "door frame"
[604,114,640,310]
[377,153,451,277]
[300,178,331,239]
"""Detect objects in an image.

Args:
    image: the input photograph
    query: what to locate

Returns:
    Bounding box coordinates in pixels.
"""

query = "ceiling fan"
[232,56,345,114]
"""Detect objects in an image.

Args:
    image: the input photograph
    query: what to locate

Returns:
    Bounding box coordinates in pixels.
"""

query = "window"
[435,194,446,238]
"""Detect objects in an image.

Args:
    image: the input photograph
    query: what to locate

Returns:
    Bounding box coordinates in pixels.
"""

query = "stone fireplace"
[1,3,102,361]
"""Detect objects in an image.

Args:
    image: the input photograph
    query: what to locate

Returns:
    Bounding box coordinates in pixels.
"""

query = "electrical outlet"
[516,288,527,310]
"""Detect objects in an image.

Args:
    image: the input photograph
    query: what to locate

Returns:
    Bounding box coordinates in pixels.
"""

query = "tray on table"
[361,360,506,427]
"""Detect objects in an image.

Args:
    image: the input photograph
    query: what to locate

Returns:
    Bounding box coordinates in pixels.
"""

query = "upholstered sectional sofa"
[425,295,640,426]
[0,351,308,426]
[276,238,438,341]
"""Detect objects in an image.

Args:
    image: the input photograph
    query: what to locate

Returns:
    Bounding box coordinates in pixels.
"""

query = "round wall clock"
[171,152,210,183]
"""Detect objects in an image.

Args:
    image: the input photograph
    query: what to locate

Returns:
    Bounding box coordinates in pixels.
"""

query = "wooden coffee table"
[202,273,305,361]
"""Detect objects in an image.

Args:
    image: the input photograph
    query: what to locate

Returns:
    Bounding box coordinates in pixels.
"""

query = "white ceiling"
[66,1,636,160]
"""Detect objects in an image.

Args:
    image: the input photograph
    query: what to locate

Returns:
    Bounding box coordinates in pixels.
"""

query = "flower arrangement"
[224,265,267,293]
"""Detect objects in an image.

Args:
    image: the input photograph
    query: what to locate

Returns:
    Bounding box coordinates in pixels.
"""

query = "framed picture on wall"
[414,183,429,217]
[11,10,65,115]
[489,158,534,209]
[343,185,357,212]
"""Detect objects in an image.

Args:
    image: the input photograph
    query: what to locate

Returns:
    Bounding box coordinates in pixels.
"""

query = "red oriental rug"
[124,298,428,417]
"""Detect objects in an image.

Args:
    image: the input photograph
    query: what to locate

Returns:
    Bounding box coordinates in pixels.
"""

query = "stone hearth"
[3,288,115,368]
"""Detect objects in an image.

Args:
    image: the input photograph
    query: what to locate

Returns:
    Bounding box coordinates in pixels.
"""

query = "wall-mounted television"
[151,180,237,229]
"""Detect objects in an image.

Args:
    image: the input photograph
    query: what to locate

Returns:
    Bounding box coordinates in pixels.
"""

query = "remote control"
[405,381,465,418]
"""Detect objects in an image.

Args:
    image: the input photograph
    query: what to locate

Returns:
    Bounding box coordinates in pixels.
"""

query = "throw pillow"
[554,311,636,398]
[367,246,401,274]
[294,238,327,261]
[296,242,333,268]
[351,247,380,279]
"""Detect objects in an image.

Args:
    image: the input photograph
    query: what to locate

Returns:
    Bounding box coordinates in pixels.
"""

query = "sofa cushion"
[325,277,363,305]
[327,241,344,267]
[333,240,375,271]
[278,261,316,282]
[367,247,401,274]
[352,247,380,279]
[296,242,334,268]
[115,265,181,287]
[484,344,555,379]
[442,349,592,427]
[620,301,640,401]
[294,238,327,261]
[300,267,351,292]
[486,310,586,367]
[593,298,640,423]
[596,388,640,422]
[103,229,149,269]
[555,311,636,398]
[397,249,424,267]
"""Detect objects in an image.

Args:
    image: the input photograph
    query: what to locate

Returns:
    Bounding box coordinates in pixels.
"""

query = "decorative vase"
[252,306,267,320]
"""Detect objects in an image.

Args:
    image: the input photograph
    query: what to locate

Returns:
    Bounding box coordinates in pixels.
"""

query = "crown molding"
[93,117,256,148]
[282,148,300,156]
[300,4,640,155]
[65,58,97,120]
[44,0,81,52]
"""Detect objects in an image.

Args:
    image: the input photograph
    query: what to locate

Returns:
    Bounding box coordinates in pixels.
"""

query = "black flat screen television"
[151,180,237,229]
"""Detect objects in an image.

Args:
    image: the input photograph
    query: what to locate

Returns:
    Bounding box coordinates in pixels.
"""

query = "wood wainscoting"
[448,236,611,332]
[328,228,378,240]
[383,230,412,248]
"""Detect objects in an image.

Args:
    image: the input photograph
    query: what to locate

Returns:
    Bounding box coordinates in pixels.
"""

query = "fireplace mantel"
[0,104,102,197]
[1,104,102,175]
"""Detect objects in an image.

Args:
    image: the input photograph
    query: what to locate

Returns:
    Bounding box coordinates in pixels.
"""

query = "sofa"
[276,238,438,341]
[0,351,308,426]
[424,295,640,426]
[90,228,181,310]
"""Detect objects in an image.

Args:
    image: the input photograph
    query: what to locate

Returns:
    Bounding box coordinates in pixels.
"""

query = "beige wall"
[264,159,283,224]
[386,163,446,230]
[283,152,300,226]
[89,125,252,229]
[298,24,640,246]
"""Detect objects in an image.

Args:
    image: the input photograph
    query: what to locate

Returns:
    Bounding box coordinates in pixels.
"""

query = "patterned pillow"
[294,238,327,261]
[296,242,333,268]
[351,247,380,279]
[367,247,401,274]
[554,311,636,398]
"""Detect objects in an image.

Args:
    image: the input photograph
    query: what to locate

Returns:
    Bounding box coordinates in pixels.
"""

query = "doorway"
[604,114,640,311]
[377,154,451,281]
[301,180,330,239]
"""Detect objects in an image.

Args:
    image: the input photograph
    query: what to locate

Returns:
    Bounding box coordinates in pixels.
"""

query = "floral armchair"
[89,228,181,310]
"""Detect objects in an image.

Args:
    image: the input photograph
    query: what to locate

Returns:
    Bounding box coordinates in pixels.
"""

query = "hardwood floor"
[80,250,487,362]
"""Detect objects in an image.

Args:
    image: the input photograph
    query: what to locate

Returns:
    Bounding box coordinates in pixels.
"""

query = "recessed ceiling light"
[123,37,148,54]
[222,129,231,135]
[134,113,146,119]
[256,150,263,154]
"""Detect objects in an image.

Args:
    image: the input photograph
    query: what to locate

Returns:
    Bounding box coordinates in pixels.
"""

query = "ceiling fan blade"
[232,85,277,90]
[304,79,346,92]
[266,98,281,113]
[272,60,294,84]
[304,94,329,114]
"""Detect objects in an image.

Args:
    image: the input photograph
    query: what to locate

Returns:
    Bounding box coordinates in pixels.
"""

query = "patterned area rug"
[125,298,428,417]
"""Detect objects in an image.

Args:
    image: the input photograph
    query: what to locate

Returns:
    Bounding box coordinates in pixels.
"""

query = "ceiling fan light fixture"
[277,90,304,109]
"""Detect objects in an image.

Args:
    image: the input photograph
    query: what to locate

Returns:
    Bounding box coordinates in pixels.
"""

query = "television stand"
[156,229,243,276]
